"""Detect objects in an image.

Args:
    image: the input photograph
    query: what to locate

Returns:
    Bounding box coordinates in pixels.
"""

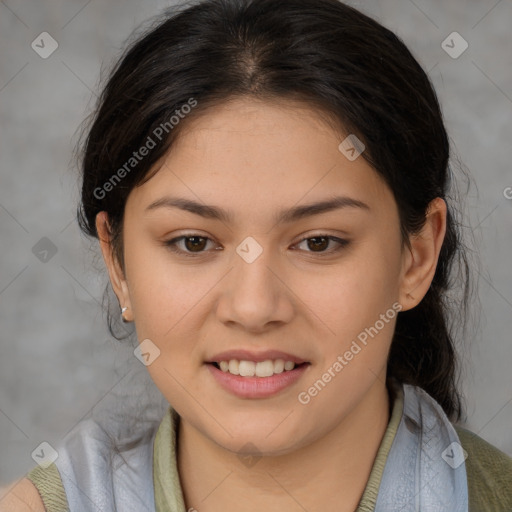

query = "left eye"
[294,235,349,253]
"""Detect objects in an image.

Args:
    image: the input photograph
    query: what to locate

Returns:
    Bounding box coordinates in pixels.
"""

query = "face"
[97,97,443,457]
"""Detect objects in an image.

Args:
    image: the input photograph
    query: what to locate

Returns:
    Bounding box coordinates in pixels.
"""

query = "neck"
[177,378,391,512]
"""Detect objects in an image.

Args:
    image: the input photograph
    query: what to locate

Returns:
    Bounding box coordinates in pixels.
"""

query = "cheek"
[295,242,402,392]
[304,247,401,338]
[294,259,400,415]
[124,238,210,337]
[125,247,211,405]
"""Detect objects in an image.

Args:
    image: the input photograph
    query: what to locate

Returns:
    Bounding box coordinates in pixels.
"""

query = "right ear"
[95,211,134,322]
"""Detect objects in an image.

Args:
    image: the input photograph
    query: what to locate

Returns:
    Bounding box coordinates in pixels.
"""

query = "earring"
[121,306,129,323]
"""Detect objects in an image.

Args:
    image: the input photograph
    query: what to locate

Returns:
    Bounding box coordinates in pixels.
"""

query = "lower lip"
[206,363,310,399]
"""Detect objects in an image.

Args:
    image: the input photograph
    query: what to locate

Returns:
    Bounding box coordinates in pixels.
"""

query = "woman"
[3,0,511,510]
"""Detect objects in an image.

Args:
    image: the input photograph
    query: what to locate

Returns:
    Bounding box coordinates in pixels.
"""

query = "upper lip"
[206,349,308,364]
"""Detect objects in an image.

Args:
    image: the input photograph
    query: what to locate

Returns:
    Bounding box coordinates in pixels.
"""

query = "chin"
[210,417,308,454]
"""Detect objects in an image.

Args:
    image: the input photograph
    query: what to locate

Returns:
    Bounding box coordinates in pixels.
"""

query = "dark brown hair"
[77,0,474,421]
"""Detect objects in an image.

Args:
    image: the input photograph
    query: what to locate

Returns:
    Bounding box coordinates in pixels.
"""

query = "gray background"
[1,0,511,486]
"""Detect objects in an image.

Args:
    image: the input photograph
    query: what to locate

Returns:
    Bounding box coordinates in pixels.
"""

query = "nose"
[214,239,295,332]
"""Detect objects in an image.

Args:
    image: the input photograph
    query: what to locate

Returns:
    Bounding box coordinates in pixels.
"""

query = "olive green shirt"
[26,387,512,511]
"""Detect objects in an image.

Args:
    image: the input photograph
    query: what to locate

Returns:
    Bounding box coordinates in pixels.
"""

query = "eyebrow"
[144,195,370,224]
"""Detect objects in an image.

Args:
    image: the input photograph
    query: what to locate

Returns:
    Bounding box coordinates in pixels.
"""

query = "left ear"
[398,197,447,312]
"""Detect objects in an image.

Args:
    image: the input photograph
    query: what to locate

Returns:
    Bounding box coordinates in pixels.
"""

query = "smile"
[215,359,297,377]
[206,361,311,399]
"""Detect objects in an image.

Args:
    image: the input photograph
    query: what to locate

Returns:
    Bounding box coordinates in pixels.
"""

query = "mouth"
[208,359,309,378]
[205,358,311,399]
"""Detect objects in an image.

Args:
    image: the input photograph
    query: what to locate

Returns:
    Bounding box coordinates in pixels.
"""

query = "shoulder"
[455,425,512,510]
[0,463,69,512]
[0,477,46,512]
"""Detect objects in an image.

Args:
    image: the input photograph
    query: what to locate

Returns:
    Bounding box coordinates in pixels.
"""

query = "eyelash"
[163,233,350,258]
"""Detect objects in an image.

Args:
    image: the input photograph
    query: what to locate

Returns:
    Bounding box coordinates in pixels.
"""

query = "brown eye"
[306,236,329,252]
[183,236,208,252]
[164,234,216,256]
[295,235,349,254]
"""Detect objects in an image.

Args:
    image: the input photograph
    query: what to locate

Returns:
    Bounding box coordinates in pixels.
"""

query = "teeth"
[216,358,298,377]
[284,360,295,371]
[274,359,285,373]
[239,360,256,377]
[228,360,240,375]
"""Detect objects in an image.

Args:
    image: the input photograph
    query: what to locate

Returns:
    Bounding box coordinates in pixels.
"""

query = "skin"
[96,97,446,512]
[0,479,45,511]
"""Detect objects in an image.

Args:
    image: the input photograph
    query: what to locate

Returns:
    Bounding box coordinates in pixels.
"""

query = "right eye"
[163,234,220,257]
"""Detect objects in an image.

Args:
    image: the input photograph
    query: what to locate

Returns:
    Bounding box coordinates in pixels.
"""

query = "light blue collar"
[55,381,468,511]
[375,382,468,511]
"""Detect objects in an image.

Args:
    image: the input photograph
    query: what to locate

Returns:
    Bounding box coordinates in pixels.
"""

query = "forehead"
[126,97,394,221]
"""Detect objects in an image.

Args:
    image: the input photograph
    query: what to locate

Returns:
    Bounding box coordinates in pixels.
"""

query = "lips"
[206,359,310,398]
[206,349,308,365]
[204,349,311,397]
